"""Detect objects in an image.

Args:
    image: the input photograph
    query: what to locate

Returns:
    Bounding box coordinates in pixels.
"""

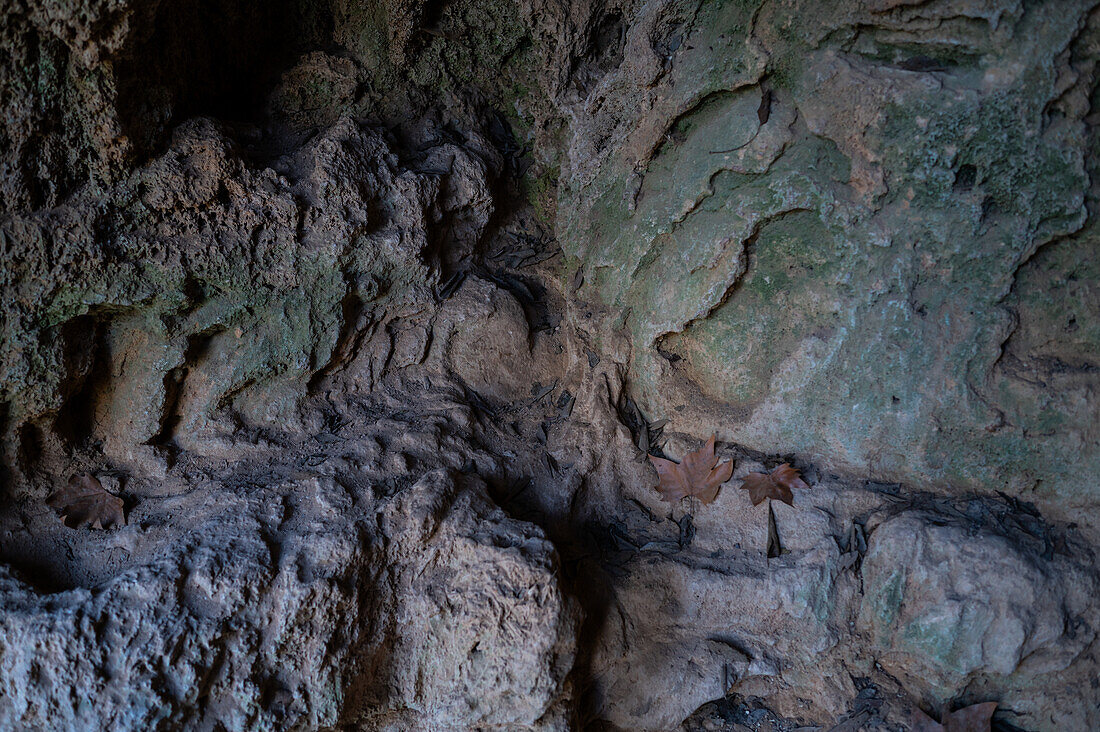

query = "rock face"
[859,510,1097,729]
[2,0,1100,731]
[0,113,501,467]
[561,434,1100,730]
[0,464,577,730]
[544,0,1100,527]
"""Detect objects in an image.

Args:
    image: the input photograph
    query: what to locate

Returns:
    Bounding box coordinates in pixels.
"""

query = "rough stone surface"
[2,0,1100,731]
[545,0,1100,527]
[0,458,577,730]
[1,113,493,463]
[858,510,1098,729]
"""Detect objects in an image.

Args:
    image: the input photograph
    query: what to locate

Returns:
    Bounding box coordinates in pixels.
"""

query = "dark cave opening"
[114,0,336,158]
[51,315,110,452]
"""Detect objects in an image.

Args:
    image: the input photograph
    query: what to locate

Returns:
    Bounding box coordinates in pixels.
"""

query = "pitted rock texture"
[3,0,1100,731]
[1,113,499,472]
[0,462,577,730]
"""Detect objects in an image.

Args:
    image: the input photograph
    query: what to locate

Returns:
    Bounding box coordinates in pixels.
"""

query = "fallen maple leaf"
[47,473,125,529]
[648,435,733,504]
[912,702,997,732]
[739,463,809,506]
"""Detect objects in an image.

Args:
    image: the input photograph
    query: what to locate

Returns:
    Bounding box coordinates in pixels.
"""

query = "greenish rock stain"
[557,0,1100,513]
[663,210,846,406]
[867,569,905,643]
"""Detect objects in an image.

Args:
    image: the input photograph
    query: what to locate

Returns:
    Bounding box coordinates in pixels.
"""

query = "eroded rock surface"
[2,0,1100,730]
[858,510,1097,729]
[0,444,577,730]
[544,0,1100,526]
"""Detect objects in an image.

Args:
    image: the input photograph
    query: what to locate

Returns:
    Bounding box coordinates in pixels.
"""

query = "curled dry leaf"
[739,463,809,506]
[911,702,997,732]
[47,473,126,530]
[648,434,733,504]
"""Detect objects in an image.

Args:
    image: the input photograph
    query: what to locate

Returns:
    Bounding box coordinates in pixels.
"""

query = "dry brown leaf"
[911,702,997,732]
[648,434,733,504]
[47,473,126,530]
[739,463,809,506]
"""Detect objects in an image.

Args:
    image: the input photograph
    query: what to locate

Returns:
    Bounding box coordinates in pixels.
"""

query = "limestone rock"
[2,0,1100,730]
[430,276,564,404]
[858,510,1099,730]
[546,0,1100,529]
[0,469,577,730]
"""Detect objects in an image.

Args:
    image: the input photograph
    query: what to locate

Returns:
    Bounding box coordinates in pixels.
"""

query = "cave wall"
[1,0,1100,730]
[542,0,1100,528]
[0,3,582,728]
[0,0,545,474]
[5,0,1097,519]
